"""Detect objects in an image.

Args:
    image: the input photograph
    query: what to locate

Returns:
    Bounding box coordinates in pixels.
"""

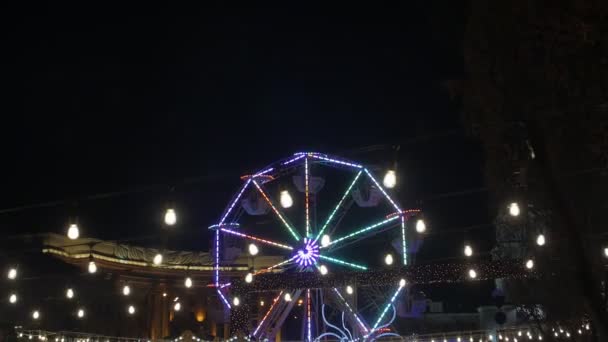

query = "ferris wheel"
[210,152,421,341]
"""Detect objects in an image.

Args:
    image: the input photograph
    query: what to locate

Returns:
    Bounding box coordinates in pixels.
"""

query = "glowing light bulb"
[232,297,240,306]
[284,293,292,302]
[67,224,80,240]
[174,302,181,311]
[464,245,473,257]
[604,247,608,258]
[468,269,477,279]
[509,202,520,217]
[416,219,426,233]
[280,190,293,208]
[260,300,265,306]
[32,310,40,320]
[518,331,522,337]
[122,285,131,296]
[128,305,135,315]
[88,261,97,274]
[536,234,546,246]
[321,234,331,247]
[164,209,177,226]
[248,243,259,256]
[384,253,394,265]
[9,293,17,304]
[8,268,17,280]
[319,265,328,275]
[399,278,407,287]
[185,277,193,288]
[526,259,534,269]
[585,324,590,330]
[162,292,167,297]
[153,253,163,265]
[77,308,85,318]
[245,272,253,283]
[346,285,354,295]
[66,288,74,299]
[383,170,397,189]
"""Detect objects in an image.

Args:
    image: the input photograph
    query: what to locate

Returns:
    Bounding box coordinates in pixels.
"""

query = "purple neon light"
[333,288,369,333]
[219,178,252,225]
[309,154,362,169]
[363,169,401,212]
[294,238,320,267]
[254,167,274,177]
[282,154,305,165]
[217,289,231,309]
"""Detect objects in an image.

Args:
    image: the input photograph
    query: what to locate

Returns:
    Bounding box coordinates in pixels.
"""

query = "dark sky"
[0,3,486,261]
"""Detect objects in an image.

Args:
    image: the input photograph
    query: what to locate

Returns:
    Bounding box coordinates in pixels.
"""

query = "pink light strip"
[305,157,310,237]
[363,169,401,212]
[333,288,369,333]
[254,256,297,275]
[252,180,300,241]
[253,291,284,337]
[219,178,252,225]
[220,228,294,250]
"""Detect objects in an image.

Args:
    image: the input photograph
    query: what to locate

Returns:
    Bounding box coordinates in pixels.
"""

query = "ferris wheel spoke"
[305,157,311,237]
[314,170,363,243]
[321,216,400,250]
[363,168,402,212]
[370,281,407,334]
[254,256,298,275]
[252,180,301,242]
[219,228,294,251]
[319,255,367,270]
[253,291,285,338]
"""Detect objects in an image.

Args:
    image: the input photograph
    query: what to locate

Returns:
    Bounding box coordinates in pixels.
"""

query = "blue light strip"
[309,154,362,169]
[217,289,231,309]
[363,169,401,212]
[314,171,362,243]
[219,178,252,225]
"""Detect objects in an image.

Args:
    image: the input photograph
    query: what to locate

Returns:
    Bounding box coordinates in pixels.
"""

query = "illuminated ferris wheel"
[210,152,422,341]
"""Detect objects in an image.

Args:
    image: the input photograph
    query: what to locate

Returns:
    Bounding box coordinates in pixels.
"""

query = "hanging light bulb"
[416,219,426,233]
[88,261,97,274]
[464,245,473,257]
[399,278,407,287]
[468,269,477,279]
[66,288,74,299]
[508,202,520,217]
[280,190,293,208]
[526,259,534,269]
[321,234,331,247]
[232,297,240,306]
[603,247,608,258]
[77,308,85,318]
[32,310,40,320]
[384,253,394,265]
[67,224,80,240]
[260,300,265,306]
[245,273,253,283]
[164,208,177,226]
[383,170,397,189]
[184,277,193,288]
[122,285,131,296]
[128,305,135,315]
[346,285,354,295]
[319,265,328,275]
[248,243,259,256]
[173,302,181,311]
[536,234,546,246]
[7,267,17,280]
[284,293,292,302]
[9,293,17,304]
[153,253,163,265]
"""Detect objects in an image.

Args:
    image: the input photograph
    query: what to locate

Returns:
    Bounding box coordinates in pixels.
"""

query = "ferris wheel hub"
[294,238,320,267]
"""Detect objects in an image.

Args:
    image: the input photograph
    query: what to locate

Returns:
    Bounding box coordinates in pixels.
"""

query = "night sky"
[0,2,488,286]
